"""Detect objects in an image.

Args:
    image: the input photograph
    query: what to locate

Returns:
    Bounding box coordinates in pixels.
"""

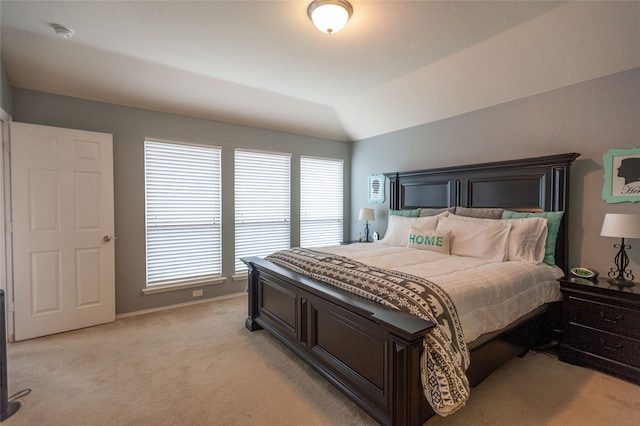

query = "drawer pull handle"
[598,337,622,352]
[599,312,623,324]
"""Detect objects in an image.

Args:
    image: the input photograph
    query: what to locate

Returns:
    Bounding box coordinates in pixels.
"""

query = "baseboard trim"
[116,292,247,319]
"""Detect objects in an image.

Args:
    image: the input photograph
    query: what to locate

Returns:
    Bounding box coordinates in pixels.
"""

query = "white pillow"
[407,227,451,254]
[502,217,548,263]
[436,215,512,261]
[379,215,440,247]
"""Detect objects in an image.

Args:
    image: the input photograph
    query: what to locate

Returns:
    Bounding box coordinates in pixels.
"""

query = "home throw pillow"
[407,227,451,254]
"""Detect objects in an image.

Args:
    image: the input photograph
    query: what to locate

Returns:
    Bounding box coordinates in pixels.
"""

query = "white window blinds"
[144,140,222,287]
[300,156,344,247]
[235,149,291,273]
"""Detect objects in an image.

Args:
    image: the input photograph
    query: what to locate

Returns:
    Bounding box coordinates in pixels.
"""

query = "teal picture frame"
[367,174,385,203]
[602,147,640,203]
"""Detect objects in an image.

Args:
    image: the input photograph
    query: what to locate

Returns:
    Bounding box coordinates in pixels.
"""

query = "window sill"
[142,277,227,295]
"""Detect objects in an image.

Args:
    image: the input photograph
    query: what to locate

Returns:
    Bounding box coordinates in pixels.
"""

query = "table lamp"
[358,208,374,242]
[600,213,640,286]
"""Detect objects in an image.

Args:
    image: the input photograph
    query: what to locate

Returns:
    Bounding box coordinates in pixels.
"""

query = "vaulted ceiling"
[2,1,639,141]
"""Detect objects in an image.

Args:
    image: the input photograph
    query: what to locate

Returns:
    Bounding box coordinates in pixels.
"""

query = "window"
[300,156,344,247]
[144,140,222,289]
[235,150,291,273]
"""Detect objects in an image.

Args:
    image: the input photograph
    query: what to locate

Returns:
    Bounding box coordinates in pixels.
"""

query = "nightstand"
[559,276,640,384]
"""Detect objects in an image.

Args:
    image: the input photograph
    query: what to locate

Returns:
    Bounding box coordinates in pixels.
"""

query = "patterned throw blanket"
[266,248,470,416]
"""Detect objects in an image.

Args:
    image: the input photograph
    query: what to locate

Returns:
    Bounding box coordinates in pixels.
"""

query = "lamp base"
[1,401,20,421]
[607,278,636,287]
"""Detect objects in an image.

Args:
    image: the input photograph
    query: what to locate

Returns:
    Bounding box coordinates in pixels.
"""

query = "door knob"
[103,235,115,242]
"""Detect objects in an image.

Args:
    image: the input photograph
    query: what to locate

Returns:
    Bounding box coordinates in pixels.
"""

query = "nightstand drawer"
[566,296,640,339]
[567,324,640,368]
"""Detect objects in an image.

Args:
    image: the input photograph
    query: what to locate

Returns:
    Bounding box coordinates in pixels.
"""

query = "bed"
[243,152,579,425]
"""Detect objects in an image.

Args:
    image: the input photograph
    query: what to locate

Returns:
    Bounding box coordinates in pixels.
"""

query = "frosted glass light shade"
[359,208,374,221]
[601,214,640,239]
[307,0,353,34]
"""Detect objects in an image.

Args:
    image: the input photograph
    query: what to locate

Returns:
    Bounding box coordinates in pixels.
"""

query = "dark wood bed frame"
[243,152,579,425]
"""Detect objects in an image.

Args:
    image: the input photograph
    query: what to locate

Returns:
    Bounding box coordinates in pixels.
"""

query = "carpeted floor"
[4,294,640,426]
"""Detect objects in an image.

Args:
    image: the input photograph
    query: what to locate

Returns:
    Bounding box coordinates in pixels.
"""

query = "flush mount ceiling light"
[52,24,74,39]
[307,0,353,34]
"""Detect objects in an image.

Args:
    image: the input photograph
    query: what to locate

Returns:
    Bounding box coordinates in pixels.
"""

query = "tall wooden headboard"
[383,152,580,274]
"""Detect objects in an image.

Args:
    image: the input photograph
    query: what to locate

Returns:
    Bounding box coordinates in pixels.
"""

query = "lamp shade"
[307,0,353,34]
[600,213,640,239]
[358,208,374,221]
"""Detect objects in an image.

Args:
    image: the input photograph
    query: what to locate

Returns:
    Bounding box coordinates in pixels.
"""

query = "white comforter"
[318,243,564,343]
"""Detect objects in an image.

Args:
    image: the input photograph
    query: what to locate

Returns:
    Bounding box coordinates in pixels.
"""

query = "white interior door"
[10,122,115,341]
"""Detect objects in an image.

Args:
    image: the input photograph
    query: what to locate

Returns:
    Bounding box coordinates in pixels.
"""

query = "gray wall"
[9,67,640,314]
[1,58,12,116]
[351,67,640,279]
[12,89,351,314]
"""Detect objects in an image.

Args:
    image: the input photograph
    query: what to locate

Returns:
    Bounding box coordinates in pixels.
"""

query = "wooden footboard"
[244,256,562,425]
[244,256,435,426]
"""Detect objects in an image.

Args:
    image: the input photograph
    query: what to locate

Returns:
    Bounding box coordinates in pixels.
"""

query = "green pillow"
[501,210,564,266]
[390,208,421,217]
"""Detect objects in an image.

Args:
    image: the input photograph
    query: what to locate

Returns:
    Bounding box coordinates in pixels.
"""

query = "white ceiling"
[2,1,639,141]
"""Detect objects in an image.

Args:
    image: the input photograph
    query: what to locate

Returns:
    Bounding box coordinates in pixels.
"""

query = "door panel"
[30,250,61,314]
[11,122,115,341]
[76,247,103,306]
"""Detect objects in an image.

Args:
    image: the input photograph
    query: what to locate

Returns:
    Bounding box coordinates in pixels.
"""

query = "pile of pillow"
[378,207,563,265]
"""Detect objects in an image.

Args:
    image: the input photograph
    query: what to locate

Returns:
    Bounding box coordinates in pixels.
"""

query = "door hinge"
[6,222,12,233]
[9,301,15,312]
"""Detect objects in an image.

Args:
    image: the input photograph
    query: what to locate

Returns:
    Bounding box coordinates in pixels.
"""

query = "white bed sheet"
[318,243,564,343]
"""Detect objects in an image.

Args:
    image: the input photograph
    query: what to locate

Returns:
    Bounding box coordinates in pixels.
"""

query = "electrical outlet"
[192,289,204,297]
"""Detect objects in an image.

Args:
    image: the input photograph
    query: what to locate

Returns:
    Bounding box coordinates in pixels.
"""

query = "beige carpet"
[4,294,640,426]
